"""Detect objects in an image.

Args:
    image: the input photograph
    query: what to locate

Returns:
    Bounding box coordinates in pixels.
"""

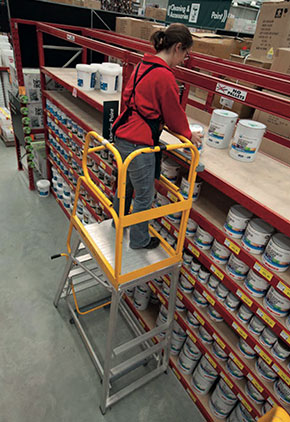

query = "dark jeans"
[113,137,155,249]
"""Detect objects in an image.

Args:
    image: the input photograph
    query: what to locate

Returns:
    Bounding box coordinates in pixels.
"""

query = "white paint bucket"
[211,239,231,265]
[208,275,220,292]
[183,250,192,265]
[161,157,180,182]
[242,218,274,255]
[229,403,255,422]
[198,326,213,344]
[179,274,194,293]
[36,179,50,197]
[262,402,273,416]
[167,211,181,223]
[248,315,266,336]
[208,305,223,322]
[226,358,244,380]
[183,337,202,360]
[186,218,198,237]
[63,195,71,210]
[175,298,186,312]
[99,63,120,94]
[236,304,253,324]
[224,204,253,239]
[264,286,290,317]
[133,284,150,311]
[191,356,218,395]
[193,226,214,250]
[212,341,228,361]
[255,358,277,382]
[271,339,290,361]
[238,338,256,359]
[180,177,203,202]
[207,109,238,149]
[76,64,96,91]
[187,310,200,328]
[90,63,102,89]
[245,380,264,404]
[197,267,210,284]
[178,349,199,375]
[210,379,237,419]
[191,258,201,274]
[262,233,290,273]
[170,332,185,355]
[244,269,269,298]
[229,120,266,162]
[57,187,64,201]
[173,321,187,340]
[125,287,134,297]
[226,254,249,281]
[259,327,278,348]
[193,290,209,308]
[215,283,229,301]
[83,208,91,225]
[274,379,290,405]
[56,174,63,188]
[225,293,240,311]
[162,282,170,298]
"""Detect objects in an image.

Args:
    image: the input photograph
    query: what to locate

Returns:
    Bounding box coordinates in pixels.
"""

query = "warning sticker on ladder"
[216,83,247,101]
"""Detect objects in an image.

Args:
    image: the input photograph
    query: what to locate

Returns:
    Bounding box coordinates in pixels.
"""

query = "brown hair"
[150,23,193,53]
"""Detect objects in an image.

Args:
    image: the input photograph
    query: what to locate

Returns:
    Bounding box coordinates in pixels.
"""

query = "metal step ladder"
[53,129,199,414]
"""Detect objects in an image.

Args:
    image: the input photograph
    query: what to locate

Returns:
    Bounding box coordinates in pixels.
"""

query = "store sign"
[216,83,248,101]
[102,101,119,142]
[166,0,232,29]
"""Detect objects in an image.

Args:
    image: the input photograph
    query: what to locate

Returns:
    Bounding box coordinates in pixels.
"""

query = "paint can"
[183,250,192,266]
[264,286,290,317]
[192,289,209,308]
[212,341,228,361]
[208,305,224,322]
[211,239,231,265]
[178,349,200,375]
[175,298,186,313]
[255,358,277,382]
[271,340,290,361]
[238,338,256,359]
[236,304,253,324]
[161,157,180,182]
[228,402,255,422]
[226,254,249,281]
[191,356,218,395]
[208,275,220,292]
[215,283,229,302]
[170,331,185,355]
[183,337,202,360]
[226,358,244,380]
[241,218,274,255]
[229,120,266,162]
[225,293,240,311]
[162,282,170,298]
[248,316,266,336]
[186,218,198,237]
[274,379,290,405]
[193,226,214,250]
[125,287,135,297]
[197,266,210,284]
[191,257,201,274]
[133,284,151,311]
[245,380,265,404]
[244,269,269,298]
[261,402,273,416]
[179,274,194,294]
[259,327,278,348]
[173,321,187,342]
[262,233,290,273]
[187,310,200,328]
[198,326,213,344]
[207,109,238,149]
[210,378,238,419]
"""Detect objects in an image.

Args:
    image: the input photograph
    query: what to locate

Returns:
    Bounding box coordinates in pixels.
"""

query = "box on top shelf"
[250,1,290,62]
[229,54,271,69]
[115,17,165,41]
[83,0,101,9]
[145,6,167,21]
[271,48,290,75]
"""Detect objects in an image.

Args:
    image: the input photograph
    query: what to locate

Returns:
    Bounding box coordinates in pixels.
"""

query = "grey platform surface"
[0,142,205,422]
[86,220,169,275]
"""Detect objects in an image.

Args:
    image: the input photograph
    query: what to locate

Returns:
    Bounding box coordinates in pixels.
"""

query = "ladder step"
[110,340,166,380]
[113,322,169,356]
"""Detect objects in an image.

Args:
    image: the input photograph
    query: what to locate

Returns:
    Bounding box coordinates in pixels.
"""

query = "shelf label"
[177,291,183,301]
[210,264,224,280]
[70,168,74,174]
[224,238,240,255]
[68,131,72,138]
[255,345,272,365]
[280,330,290,345]
[47,111,51,117]
[277,281,290,299]
[163,275,170,285]
[267,397,275,406]
[194,312,205,326]
[256,308,275,328]
[174,312,178,320]
[221,372,233,389]
[150,283,156,294]
[161,218,171,232]
[239,397,252,414]
[19,86,26,96]
[157,293,165,305]
[188,243,200,258]
[54,118,59,125]
[57,167,61,174]
[69,184,74,190]
[216,83,247,102]
[99,202,104,210]
[99,182,105,191]
[138,318,145,329]
[100,161,106,170]
[253,262,273,281]
[205,353,217,369]
[247,373,263,393]
[82,199,86,206]
[56,152,60,159]
[229,353,244,370]
[72,87,77,98]
[232,322,247,339]
[236,289,253,307]
[202,291,215,306]
[172,367,181,380]
[186,388,196,403]
[48,128,52,134]
[173,230,179,238]
[272,365,290,385]
[186,330,197,343]
[213,333,226,350]
[69,150,73,157]
[167,191,178,202]
[56,136,60,143]
[66,33,75,42]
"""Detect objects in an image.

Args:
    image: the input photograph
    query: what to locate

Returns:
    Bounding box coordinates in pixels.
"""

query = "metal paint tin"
[208,305,224,322]
[259,327,278,348]
[191,356,218,395]
[183,250,192,265]
[241,218,274,255]
[245,380,265,404]
[133,284,151,311]
[187,310,200,328]
[186,218,198,237]
[224,204,253,239]
[229,120,266,163]
[226,358,244,380]
[226,254,249,281]
[161,157,180,182]
[274,379,290,405]
[212,341,228,361]
[248,316,266,336]
[255,358,277,382]
[264,286,290,317]
[183,337,202,360]
[198,326,213,344]
[238,338,256,359]
[192,289,209,308]
[191,258,201,274]
[210,379,238,419]
[262,233,290,273]
[271,339,290,361]
[193,226,214,250]
[198,266,210,284]
[175,298,186,312]
[178,349,200,374]
[225,293,240,311]
[211,239,231,265]
[208,275,220,292]
[179,274,194,293]
[244,269,269,298]
[170,331,185,355]
[207,109,238,149]
[261,402,273,416]
[215,283,229,301]
[236,304,253,324]
[228,403,255,422]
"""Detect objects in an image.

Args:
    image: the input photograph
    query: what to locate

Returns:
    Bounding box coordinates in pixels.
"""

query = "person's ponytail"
[150,23,193,53]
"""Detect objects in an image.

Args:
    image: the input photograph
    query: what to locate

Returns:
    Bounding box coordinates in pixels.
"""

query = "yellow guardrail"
[67,128,199,289]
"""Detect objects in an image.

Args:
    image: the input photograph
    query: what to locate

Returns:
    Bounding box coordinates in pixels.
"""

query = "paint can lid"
[239,120,267,130]
[213,109,238,118]
[230,204,253,219]
[272,233,290,251]
[249,218,274,235]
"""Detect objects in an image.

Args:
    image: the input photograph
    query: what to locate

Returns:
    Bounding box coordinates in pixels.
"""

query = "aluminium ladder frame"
[54,128,199,414]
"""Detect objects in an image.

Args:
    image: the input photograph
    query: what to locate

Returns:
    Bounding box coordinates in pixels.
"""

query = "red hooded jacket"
[114,54,192,146]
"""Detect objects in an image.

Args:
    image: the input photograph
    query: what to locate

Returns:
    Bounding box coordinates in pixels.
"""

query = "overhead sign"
[166,0,232,29]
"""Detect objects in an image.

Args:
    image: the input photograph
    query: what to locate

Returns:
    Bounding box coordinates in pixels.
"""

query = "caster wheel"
[69,318,75,325]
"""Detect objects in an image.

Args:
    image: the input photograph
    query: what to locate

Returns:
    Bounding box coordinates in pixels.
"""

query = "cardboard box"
[191,33,251,60]
[250,1,290,62]
[73,0,85,6]
[253,90,290,139]
[84,0,101,9]
[115,17,142,37]
[145,6,167,21]
[225,17,235,31]
[115,17,164,40]
[230,54,271,69]
[271,48,290,74]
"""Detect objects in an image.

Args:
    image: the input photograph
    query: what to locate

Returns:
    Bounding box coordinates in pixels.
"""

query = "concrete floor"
[0,142,205,422]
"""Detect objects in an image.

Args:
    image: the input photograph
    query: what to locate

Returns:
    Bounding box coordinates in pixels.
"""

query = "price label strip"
[210,264,224,280]
[280,330,290,345]
[236,289,253,308]
[229,352,244,370]
[205,353,217,369]
[277,281,290,299]
[224,238,240,255]
[161,218,171,232]
[188,243,200,258]
[186,330,197,343]
[256,308,275,328]
[254,262,273,281]
[232,322,247,339]
[167,192,178,202]
[202,291,215,306]
[213,333,226,349]
[254,345,272,366]
[194,312,205,326]
[272,364,290,386]
[247,373,263,393]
